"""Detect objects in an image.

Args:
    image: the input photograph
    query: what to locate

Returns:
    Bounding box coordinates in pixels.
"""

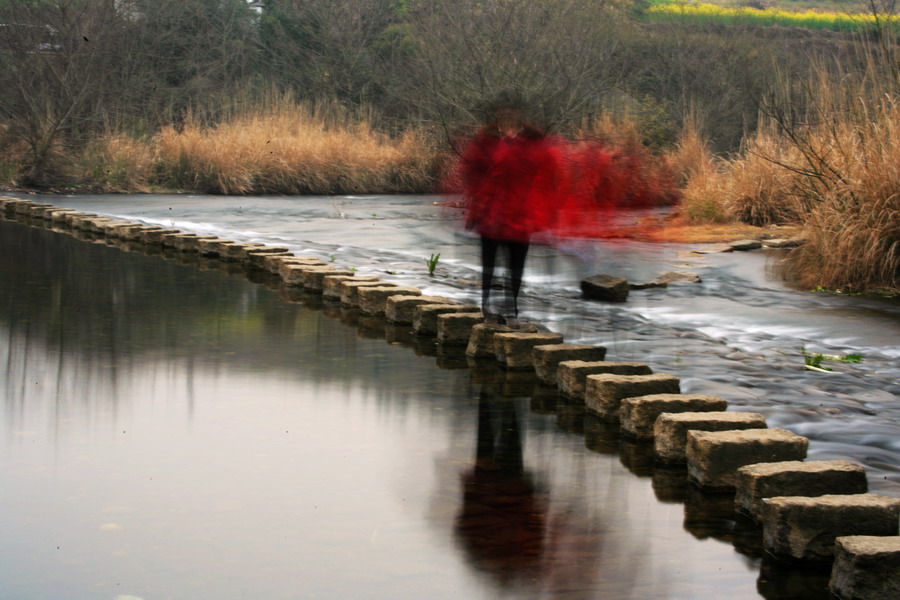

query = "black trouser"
[480,235,530,318]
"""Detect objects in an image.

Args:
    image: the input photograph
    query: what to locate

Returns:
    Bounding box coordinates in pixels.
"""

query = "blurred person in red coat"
[461,92,566,325]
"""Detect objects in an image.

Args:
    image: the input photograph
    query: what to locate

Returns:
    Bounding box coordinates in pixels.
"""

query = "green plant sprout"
[426,252,440,275]
[802,347,865,372]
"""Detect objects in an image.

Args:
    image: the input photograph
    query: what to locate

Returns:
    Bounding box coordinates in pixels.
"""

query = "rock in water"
[581,274,629,302]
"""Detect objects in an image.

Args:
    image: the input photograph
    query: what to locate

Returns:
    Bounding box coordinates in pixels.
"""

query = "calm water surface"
[2,193,899,599]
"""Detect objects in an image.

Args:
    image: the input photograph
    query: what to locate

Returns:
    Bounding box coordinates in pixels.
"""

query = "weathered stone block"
[736,460,869,520]
[323,274,379,298]
[48,209,82,224]
[64,212,97,227]
[243,247,291,268]
[176,235,219,252]
[581,274,629,302]
[220,242,266,260]
[385,295,456,324]
[357,286,422,315]
[413,304,481,336]
[494,332,565,370]
[302,268,355,292]
[830,536,900,599]
[584,373,680,420]
[279,261,324,285]
[437,312,484,345]
[620,393,728,440]
[762,495,900,562]
[653,411,767,464]
[160,232,196,248]
[466,323,514,357]
[139,228,180,244]
[686,428,809,490]
[14,200,45,214]
[124,226,163,241]
[532,344,607,385]
[262,253,316,274]
[197,238,235,257]
[101,223,138,238]
[557,361,653,400]
[76,216,113,233]
[341,280,398,306]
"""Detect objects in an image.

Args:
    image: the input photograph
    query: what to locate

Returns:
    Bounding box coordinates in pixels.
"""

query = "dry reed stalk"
[723,131,811,226]
[76,136,157,192]
[783,95,900,292]
[153,102,437,195]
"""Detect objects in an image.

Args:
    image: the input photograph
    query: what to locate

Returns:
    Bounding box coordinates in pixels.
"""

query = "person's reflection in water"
[454,389,548,588]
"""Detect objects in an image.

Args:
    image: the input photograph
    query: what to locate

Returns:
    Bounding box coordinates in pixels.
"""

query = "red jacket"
[461,125,565,242]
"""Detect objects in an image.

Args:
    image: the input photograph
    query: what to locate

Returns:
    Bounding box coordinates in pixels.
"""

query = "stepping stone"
[176,235,219,252]
[341,280,398,306]
[762,494,900,562]
[302,268,355,292]
[48,209,82,224]
[385,295,457,324]
[220,242,266,260]
[619,393,728,440]
[280,264,313,286]
[532,344,607,385]
[243,247,291,267]
[437,312,484,345]
[654,411,767,464]
[465,322,516,357]
[139,228,180,244]
[262,253,317,274]
[160,232,197,248]
[198,238,235,257]
[278,259,330,282]
[494,332,565,370]
[585,373,680,420]
[413,304,481,336]
[557,361,653,400]
[830,536,900,599]
[736,460,869,520]
[323,275,379,298]
[357,286,421,315]
[686,428,809,490]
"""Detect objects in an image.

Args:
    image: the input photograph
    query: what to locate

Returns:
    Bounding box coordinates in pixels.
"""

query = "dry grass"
[154,99,439,195]
[76,136,158,192]
[674,63,900,293]
[781,93,900,293]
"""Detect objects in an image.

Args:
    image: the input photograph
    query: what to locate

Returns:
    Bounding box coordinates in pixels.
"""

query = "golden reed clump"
[153,101,438,195]
[74,96,440,195]
[676,86,899,293]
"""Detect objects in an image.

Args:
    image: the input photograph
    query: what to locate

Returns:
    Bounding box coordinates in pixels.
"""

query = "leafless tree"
[399,0,627,141]
[0,0,123,186]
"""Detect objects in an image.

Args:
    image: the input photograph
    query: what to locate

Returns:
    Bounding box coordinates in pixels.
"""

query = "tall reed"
[154,96,440,195]
[678,58,900,293]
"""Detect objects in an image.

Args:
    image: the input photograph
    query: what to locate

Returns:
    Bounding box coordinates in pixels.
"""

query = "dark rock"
[581,274,629,302]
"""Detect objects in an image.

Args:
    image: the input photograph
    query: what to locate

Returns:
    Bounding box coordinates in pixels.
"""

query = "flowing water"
[1,193,898,600]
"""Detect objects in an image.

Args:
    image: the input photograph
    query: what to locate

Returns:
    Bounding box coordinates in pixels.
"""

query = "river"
[1,192,898,600]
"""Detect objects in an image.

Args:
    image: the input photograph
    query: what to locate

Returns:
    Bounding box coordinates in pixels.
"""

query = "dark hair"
[481,90,527,117]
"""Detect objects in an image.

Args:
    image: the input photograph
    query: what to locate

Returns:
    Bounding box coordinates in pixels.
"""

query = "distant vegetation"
[0,0,897,294]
